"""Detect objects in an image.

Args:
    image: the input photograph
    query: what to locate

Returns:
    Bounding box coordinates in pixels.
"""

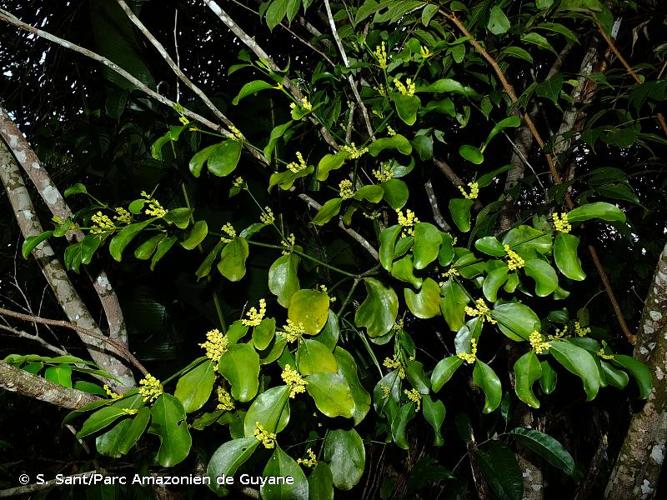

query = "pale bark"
[605,242,667,499]
[0,140,134,388]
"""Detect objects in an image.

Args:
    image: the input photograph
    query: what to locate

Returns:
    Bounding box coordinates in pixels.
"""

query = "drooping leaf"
[553,233,586,281]
[612,355,652,399]
[217,237,249,282]
[431,356,464,392]
[524,259,559,297]
[405,278,441,319]
[150,394,192,467]
[334,347,371,425]
[473,360,502,413]
[413,222,441,269]
[243,385,291,437]
[475,441,524,500]
[513,351,542,408]
[549,340,600,400]
[261,446,309,499]
[306,372,355,419]
[422,394,446,446]
[449,198,474,232]
[323,429,366,490]
[355,278,399,337]
[269,254,301,307]
[174,361,216,413]
[566,202,626,224]
[509,427,576,475]
[492,302,540,341]
[219,343,260,402]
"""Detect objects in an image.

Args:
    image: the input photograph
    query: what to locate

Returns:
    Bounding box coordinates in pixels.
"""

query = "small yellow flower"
[404,388,422,410]
[386,126,396,136]
[260,206,275,225]
[529,331,551,355]
[229,123,245,141]
[90,212,115,235]
[233,176,245,188]
[220,223,237,243]
[393,78,416,97]
[574,321,591,337]
[457,338,478,365]
[397,208,419,238]
[551,324,568,339]
[141,191,167,218]
[279,319,306,343]
[281,364,307,398]
[598,340,615,360]
[287,151,308,173]
[420,45,432,59]
[553,212,572,233]
[242,299,266,327]
[199,329,229,363]
[113,207,132,224]
[442,267,460,279]
[121,408,139,415]
[103,384,121,400]
[178,115,190,126]
[383,355,406,379]
[216,386,235,411]
[380,383,391,398]
[464,298,497,324]
[281,233,296,255]
[504,245,525,271]
[138,373,163,403]
[339,179,355,199]
[341,143,368,159]
[374,41,388,69]
[458,181,479,200]
[297,448,318,468]
[372,162,394,183]
[253,422,277,449]
[374,84,387,97]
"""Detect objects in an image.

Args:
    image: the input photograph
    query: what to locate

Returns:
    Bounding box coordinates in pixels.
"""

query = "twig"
[173,7,180,102]
[0,323,67,355]
[323,0,375,140]
[424,180,451,231]
[433,158,463,186]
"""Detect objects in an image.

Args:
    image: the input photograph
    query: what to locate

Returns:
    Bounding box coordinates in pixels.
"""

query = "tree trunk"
[605,242,667,499]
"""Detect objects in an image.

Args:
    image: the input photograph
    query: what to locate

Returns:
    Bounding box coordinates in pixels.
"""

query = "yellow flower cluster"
[339,179,355,199]
[90,212,115,235]
[281,364,307,398]
[297,448,318,468]
[341,143,368,159]
[598,340,615,360]
[199,329,229,362]
[383,355,406,379]
[220,223,237,243]
[281,233,296,255]
[242,299,266,327]
[404,388,422,410]
[260,206,275,225]
[279,319,306,343]
[229,123,245,141]
[121,408,139,415]
[529,331,551,354]
[141,191,167,218]
[458,181,479,200]
[253,422,277,449]
[138,373,163,403]
[233,176,245,188]
[504,245,525,271]
[287,151,308,173]
[397,208,419,237]
[178,115,190,126]
[114,207,132,224]
[372,162,393,182]
[103,384,121,400]
[457,338,478,365]
[290,97,313,112]
[574,321,591,337]
[380,383,391,398]
[465,298,497,324]
[216,386,235,411]
[374,41,388,69]
[394,78,416,96]
[386,125,396,136]
[420,45,431,59]
[553,212,571,233]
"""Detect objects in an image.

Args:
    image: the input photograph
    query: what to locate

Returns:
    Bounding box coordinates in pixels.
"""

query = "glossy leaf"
[219,343,260,402]
[261,446,309,500]
[431,356,464,392]
[422,394,446,446]
[243,385,291,437]
[492,302,541,341]
[297,339,338,375]
[150,394,192,467]
[288,289,330,334]
[323,429,366,490]
[413,222,441,269]
[567,202,626,224]
[549,340,600,400]
[473,360,502,413]
[612,355,652,399]
[306,372,355,419]
[269,254,301,307]
[449,198,474,232]
[553,233,586,281]
[217,237,249,282]
[355,278,399,337]
[524,259,559,297]
[334,347,371,425]
[513,351,542,409]
[312,198,343,226]
[207,437,259,495]
[475,441,524,500]
[174,360,216,413]
[509,427,575,475]
[404,278,441,319]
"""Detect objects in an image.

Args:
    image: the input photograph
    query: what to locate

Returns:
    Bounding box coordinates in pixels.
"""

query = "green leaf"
[354,184,384,203]
[501,46,534,63]
[151,126,184,160]
[535,73,564,105]
[355,278,399,337]
[513,351,542,409]
[44,364,72,388]
[253,318,276,350]
[536,0,554,8]
[549,340,600,400]
[150,394,192,467]
[207,139,242,177]
[135,234,164,260]
[181,220,208,250]
[244,385,290,438]
[522,32,555,53]
[475,236,505,257]
[334,347,371,425]
[391,403,415,449]
[422,394,446,446]
[458,144,484,164]
[473,360,502,413]
[449,198,474,232]
[269,254,301,307]
[600,360,629,390]
[317,152,347,181]
[64,182,88,198]
[261,446,309,499]
[77,407,130,438]
[312,198,343,226]
[323,429,365,490]
[382,179,410,209]
[391,255,423,288]
[540,360,557,394]
[308,463,334,500]
[368,134,412,156]
[484,116,521,147]
[431,356,464,392]
[492,302,541,341]
[207,438,259,495]
[219,343,260,402]
[421,4,438,25]
[559,0,603,12]
[174,361,216,413]
[96,407,150,457]
[510,427,575,475]
[297,339,338,375]
[612,355,652,399]
[487,6,511,35]
[109,219,154,262]
[306,372,355,419]
[440,280,469,331]
[217,237,249,281]
[483,265,509,302]
[288,289,330,334]
[413,222,441,269]
[379,225,402,271]
[502,225,552,255]
[405,278,441,319]
[417,78,478,97]
[233,80,276,105]
[524,259,559,296]
[553,233,586,281]
[196,241,224,279]
[475,441,524,500]
[150,235,177,271]
[566,202,626,224]
[393,94,421,125]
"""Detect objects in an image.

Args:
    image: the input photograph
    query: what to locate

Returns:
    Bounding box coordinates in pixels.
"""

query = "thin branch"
[173,7,180,102]
[0,306,148,375]
[424,180,451,231]
[433,158,463,186]
[323,0,375,139]
[0,323,67,355]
